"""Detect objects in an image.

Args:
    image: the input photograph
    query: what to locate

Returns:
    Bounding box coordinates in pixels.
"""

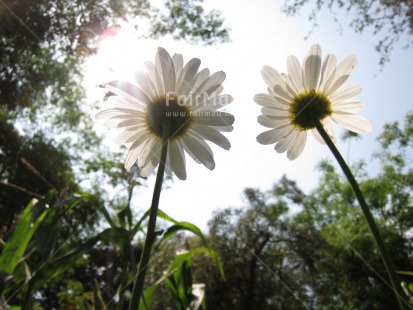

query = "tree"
[281,0,413,65]
[195,114,413,308]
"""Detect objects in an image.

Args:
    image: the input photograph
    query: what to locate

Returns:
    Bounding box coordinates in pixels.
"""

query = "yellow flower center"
[145,95,192,139]
[289,90,332,130]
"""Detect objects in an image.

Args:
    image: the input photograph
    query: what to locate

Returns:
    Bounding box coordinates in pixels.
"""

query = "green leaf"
[157,209,179,224]
[0,199,48,274]
[35,193,106,258]
[75,192,115,228]
[139,284,158,310]
[169,248,225,280]
[34,208,59,257]
[157,210,225,279]
[28,227,131,292]
[159,221,208,248]
[131,209,151,237]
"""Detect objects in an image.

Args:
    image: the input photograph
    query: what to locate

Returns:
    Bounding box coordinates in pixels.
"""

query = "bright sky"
[84,0,413,232]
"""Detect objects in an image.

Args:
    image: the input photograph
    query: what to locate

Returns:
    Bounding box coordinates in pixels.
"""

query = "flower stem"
[314,120,408,310]
[129,119,171,310]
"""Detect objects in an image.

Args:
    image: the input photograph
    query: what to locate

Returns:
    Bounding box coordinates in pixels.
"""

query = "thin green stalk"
[129,119,171,310]
[314,120,409,310]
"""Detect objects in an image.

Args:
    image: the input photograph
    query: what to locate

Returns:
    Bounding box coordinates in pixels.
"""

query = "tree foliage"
[194,114,413,309]
[282,0,413,65]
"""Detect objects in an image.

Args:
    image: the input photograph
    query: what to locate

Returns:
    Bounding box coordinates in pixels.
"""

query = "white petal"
[272,84,293,101]
[125,134,152,169]
[287,131,307,160]
[209,85,223,97]
[256,124,291,144]
[254,93,286,108]
[95,108,143,120]
[304,44,322,90]
[182,134,215,170]
[195,71,226,96]
[124,147,141,170]
[333,100,364,114]
[325,55,357,95]
[193,112,235,127]
[319,54,337,91]
[164,150,172,175]
[104,96,144,110]
[115,118,145,128]
[274,129,297,154]
[261,65,285,89]
[331,112,372,134]
[191,124,231,150]
[144,61,158,91]
[194,94,233,112]
[135,71,158,99]
[169,140,186,180]
[157,47,178,93]
[106,82,150,107]
[213,125,234,132]
[257,115,290,128]
[261,107,290,117]
[114,126,145,144]
[336,55,357,79]
[192,68,210,91]
[311,118,336,145]
[325,74,350,96]
[177,58,201,95]
[287,55,305,94]
[172,53,183,78]
[141,142,161,177]
[139,138,159,167]
[329,85,362,102]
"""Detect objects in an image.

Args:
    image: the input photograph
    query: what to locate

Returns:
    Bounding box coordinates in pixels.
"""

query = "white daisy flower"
[255,44,372,160]
[96,47,234,180]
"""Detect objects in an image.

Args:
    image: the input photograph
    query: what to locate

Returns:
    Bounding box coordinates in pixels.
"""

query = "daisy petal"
[275,129,297,154]
[329,85,362,102]
[256,124,291,144]
[191,124,231,150]
[177,58,201,95]
[331,113,372,134]
[305,44,322,90]
[261,107,289,117]
[254,93,282,108]
[196,71,226,96]
[169,140,187,180]
[193,112,235,127]
[311,118,336,145]
[172,53,184,77]
[257,115,290,128]
[287,131,307,160]
[287,55,305,93]
[182,134,215,170]
[106,82,150,107]
[141,144,161,177]
[319,54,337,91]
[125,133,152,169]
[333,100,364,114]
[261,65,285,89]
[157,47,176,93]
